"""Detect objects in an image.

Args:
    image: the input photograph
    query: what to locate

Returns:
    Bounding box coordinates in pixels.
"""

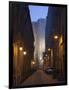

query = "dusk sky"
[29,5,48,22]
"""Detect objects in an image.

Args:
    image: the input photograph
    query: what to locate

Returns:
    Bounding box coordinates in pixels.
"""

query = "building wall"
[32,19,46,67]
[32,22,39,61]
[9,2,34,87]
[45,6,66,80]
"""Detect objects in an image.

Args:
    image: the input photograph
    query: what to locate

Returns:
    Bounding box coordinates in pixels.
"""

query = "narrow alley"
[9,2,67,88]
[21,69,64,87]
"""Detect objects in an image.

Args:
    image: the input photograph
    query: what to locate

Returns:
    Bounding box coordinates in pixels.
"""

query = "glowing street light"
[32,61,35,65]
[54,35,58,40]
[23,51,27,55]
[48,48,51,51]
[19,47,23,51]
[40,57,42,60]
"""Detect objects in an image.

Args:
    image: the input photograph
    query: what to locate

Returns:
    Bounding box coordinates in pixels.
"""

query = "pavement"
[21,69,64,87]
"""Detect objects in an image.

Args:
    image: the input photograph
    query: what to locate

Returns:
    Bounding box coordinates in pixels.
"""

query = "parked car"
[44,67,56,74]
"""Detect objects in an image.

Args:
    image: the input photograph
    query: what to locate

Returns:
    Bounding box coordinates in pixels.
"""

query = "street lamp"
[54,35,58,40]
[48,48,51,51]
[32,61,35,65]
[23,51,27,55]
[40,57,42,60]
[19,47,23,51]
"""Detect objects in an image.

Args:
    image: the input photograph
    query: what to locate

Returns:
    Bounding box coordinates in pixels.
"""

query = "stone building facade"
[9,2,34,87]
[45,6,67,81]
